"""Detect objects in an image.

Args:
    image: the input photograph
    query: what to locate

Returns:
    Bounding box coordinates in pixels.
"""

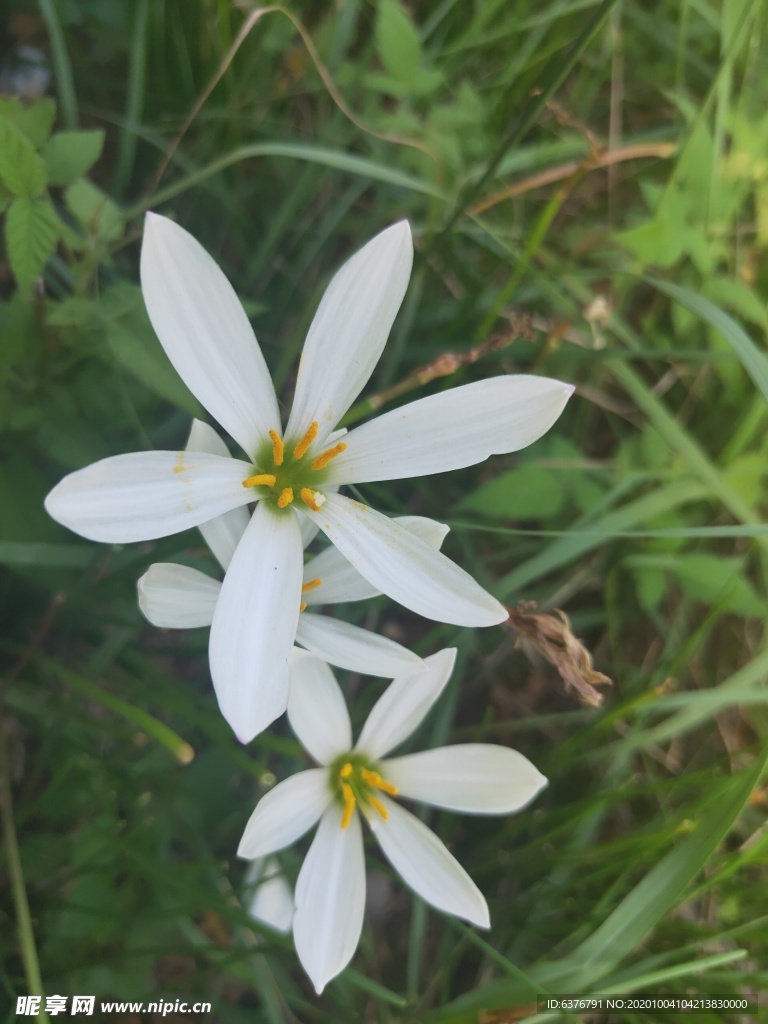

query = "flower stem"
[0,724,50,1022]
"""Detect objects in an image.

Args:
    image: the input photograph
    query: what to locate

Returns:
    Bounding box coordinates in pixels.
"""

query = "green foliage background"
[1,0,767,1021]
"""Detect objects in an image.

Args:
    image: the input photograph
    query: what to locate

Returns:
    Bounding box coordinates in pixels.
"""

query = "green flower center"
[328,752,398,829]
[241,421,345,514]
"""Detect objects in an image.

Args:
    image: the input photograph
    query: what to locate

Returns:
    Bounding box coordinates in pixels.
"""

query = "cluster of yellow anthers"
[338,762,399,830]
[242,421,346,514]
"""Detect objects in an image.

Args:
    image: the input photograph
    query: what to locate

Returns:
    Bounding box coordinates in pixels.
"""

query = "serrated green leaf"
[0,96,56,148]
[0,117,47,198]
[65,178,125,243]
[376,0,424,86]
[5,198,61,290]
[43,129,106,186]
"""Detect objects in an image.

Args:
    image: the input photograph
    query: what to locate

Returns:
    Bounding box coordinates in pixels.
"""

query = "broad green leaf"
[5,197,61,290]
[703,276,768,332]
[43,129,106,186]
[459,464,565,520]
[65,178,125,243]
[648,278,768,405]
[376,0,424,86]
[0,295,37,367]
[626,552,767,618]
[0,96,56,148]
[0,117,47,198]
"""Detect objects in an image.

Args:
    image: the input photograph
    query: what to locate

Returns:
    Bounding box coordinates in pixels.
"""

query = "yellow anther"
[300,487,324,512]
[340,782,356,830]
[243,473,276,489]
[369,795,389,820]
[339,762,354,779]
[301,578,322,594]
[269,429,285,466]
[299,601,307,613]
[361,769,398,796]
[311,442,347,471]
[277,487,294,508]
[293,421,319,461]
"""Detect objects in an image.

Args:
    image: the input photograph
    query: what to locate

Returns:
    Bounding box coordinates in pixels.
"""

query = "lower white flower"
[137,421,449,742]
[238,648,548,994]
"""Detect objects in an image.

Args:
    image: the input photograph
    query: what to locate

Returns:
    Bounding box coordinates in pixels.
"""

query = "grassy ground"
[1,1,767,1021]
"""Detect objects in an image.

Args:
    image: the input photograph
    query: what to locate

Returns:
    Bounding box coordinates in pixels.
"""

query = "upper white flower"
[238,648,548,994]
[45,215,573,722]
[138,421,450,741]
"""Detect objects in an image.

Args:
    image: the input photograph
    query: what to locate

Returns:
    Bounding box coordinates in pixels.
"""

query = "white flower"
[137,420,450,741]
[45,215,573,726]
[244,857,294,935]
[238,648,547,994]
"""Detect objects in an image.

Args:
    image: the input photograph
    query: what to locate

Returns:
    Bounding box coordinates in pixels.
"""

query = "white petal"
[141,213,280,458]
[187,419,249,570]
[302,515,450,606]
[238,769,330,858]
[285,222,413,445]
[294,802,366,994]
[286,649,352,764]
[44,450,253,543]
[370,797,489,928]
[383,745,548,814]
[356,649,456,760]
[307,493,507,626]
[296,613,423,677]
[245,857,294,934]
[209,503,303,743]
[327,376,574,483]
[137,562,220,628]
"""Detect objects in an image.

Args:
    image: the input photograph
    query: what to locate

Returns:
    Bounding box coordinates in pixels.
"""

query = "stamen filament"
[340,782,356,829]
[277,486,294,508]
[361,769,398,796]
[300,487,324,512]
[301,578,322,594]
[269,429,284,466]
[293,421,319,461]
[243,473,276,488]
[368,795,389,820]
[311,442,347,471]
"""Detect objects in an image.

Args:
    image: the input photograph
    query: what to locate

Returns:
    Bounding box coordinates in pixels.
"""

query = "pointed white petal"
[383,745,548,814]
[296,613,423,677]
[141,213,280,457]
[294,802,366,994]
[245,857,294,934]
[209,503,303,743]
[370,797,489,928]
[356,649,456,760]
[187,419,249,570]
[302,515,449,606]
[286,649,352,764]
[44,451,253,543]
[307,493,507,626]
[238,769,330,858]
[327,376,574,483]
[137,562,220,628]
[285,222,413,445]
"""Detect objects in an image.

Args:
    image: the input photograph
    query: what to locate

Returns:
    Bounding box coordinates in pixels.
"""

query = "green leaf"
[459,464,565,520]
[0,295,37,367]
[107,320,202,417]
[0,541,93,568]
[648,278,768,405]
[0,96,56,148]
[5,198,61,290]
[376,0,424,86]
[627,553,767,618]
[65,178,125,243]
[0,117,47,198]
[43,129,106,186]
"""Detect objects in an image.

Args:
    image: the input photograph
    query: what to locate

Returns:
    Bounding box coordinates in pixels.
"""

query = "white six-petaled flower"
[238,648,548,994]
[45,215,573,741]
[137,421,451,741]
